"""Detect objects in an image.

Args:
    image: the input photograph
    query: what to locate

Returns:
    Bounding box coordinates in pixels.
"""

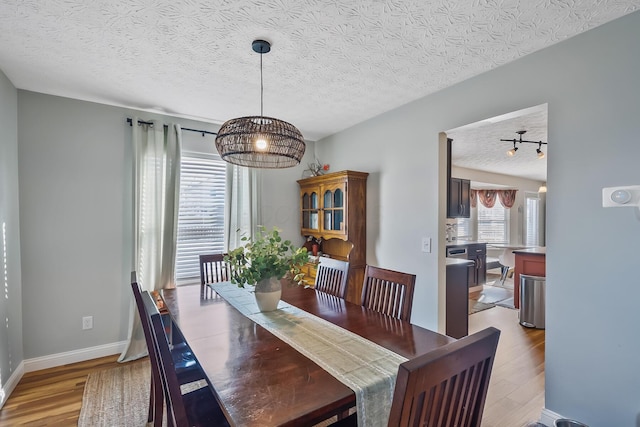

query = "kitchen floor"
[470,268,515,307]
[469,268,545,427]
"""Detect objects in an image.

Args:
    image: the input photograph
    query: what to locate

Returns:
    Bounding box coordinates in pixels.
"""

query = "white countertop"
[446,258,474,266]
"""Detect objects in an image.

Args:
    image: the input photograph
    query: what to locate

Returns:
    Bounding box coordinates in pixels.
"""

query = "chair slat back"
[388,327,500,427]
[314,257,349,298]
[361,265,416,322]
[199,253,229,297]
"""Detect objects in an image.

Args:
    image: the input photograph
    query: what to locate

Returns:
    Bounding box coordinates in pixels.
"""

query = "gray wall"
[312,10,640,425]
[16,92,225,359]
[17,92,133,358]
[261,144,317,246]
[0,69,23,405]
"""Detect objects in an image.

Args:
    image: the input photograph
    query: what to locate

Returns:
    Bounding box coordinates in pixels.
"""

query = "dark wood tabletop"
[161,283,453,427]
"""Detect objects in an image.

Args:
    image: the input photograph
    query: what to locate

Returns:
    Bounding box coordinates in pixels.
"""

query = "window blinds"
[175,153,226,285]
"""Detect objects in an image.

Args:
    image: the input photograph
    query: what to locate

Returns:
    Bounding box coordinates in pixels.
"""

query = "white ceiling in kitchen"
[447,104,548,182]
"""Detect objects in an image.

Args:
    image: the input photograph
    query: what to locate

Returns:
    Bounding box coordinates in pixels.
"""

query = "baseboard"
[0,360,25,410]
[540,408,564,426]
[23,340,127,373]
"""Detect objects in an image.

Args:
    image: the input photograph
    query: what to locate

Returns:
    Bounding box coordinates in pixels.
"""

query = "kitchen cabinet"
[446,242,486,288]
[446,138,470,218]
[446,258,474,338]
[298,170,368,304]
[468,243,487,288]
[448,177,471,218]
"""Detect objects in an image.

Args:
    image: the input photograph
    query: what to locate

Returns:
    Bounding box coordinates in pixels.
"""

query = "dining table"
[160,282,454,427]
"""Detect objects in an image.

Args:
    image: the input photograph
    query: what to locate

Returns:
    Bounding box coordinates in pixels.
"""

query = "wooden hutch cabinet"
[297,170,368,304]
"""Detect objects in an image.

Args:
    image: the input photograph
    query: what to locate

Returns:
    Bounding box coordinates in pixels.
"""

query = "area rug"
[495,297,516,309]
[78,359,151,427]
[76,356,346,427]
[475,285,513,304]
[469,299,495,315]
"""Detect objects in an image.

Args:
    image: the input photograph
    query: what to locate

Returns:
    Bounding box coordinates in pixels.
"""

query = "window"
[456,202,509,243]
[175,152,226,285]
[523,192,545,246]
[456,214,473,241]
[477,202,508,243]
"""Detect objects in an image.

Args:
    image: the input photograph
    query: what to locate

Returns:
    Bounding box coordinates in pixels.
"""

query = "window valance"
[471,189,518,209]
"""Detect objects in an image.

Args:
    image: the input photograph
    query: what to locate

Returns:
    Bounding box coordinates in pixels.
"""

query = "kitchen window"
[457,201,509,243]
[523,191,545,246]
[477,201,509,243]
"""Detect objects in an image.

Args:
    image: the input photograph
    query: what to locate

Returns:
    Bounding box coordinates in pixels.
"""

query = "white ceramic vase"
[254,277,282,312]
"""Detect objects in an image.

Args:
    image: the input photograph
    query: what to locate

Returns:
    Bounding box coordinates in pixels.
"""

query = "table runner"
[210,282,408,427]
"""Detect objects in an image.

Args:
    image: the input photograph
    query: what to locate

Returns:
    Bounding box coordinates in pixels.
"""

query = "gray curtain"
[225,164,262,250]
[119,119,182,362]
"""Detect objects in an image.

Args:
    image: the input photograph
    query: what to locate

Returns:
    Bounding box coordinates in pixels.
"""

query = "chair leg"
[500,266,509,285]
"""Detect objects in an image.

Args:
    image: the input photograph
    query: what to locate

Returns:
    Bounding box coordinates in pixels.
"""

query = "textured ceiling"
[447,104,548,182]
[0,1,639,177]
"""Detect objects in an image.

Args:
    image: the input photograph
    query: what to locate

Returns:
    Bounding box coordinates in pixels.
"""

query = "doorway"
[444,102,548,322]
[442,104,548,423]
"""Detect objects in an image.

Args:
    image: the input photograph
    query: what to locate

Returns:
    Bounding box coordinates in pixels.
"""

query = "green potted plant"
[225,226,309,311]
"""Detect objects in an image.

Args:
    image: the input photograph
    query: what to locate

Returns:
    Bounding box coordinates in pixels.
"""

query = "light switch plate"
[421,237,431,253]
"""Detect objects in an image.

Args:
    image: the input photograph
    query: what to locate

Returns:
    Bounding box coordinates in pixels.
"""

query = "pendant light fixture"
[215,40,305,168]
[501,130,547,159]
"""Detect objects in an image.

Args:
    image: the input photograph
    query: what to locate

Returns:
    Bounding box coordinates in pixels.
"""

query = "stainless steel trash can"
[519,274,546,329]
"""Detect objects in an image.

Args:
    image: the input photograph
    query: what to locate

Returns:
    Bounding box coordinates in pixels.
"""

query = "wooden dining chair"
[130,274,164,426]
[131,273,205,427]
[388,326,501,426]
[314,257,349,298]
[360,265,416,322]
[334,327,501,427]
[147,294,230,427]
[199,253,230,298]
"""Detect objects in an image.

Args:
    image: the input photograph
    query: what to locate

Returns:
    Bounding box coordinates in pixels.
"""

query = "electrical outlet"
[421,237,431,253]
[82,316,93,330]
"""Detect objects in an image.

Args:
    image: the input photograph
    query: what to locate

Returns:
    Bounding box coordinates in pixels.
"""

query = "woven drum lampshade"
[215,115,305,168]
[215,39,306,169]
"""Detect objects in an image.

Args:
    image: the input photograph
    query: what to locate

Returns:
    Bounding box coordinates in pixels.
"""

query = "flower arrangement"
[308,159,330,176]
[225,226,309,287]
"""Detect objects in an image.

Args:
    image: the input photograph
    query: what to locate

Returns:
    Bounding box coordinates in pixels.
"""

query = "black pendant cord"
[260,49,264,117]
[126,117,217,137]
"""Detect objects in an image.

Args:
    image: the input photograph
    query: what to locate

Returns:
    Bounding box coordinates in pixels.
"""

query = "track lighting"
[501,130,548,158]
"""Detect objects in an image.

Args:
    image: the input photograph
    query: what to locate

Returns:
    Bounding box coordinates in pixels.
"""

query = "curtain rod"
[126,117,217,136]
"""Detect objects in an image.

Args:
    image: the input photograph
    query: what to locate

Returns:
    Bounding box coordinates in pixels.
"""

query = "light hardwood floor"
[470,304,545,427]
[0,355,139,426]
[0,306,544,427]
